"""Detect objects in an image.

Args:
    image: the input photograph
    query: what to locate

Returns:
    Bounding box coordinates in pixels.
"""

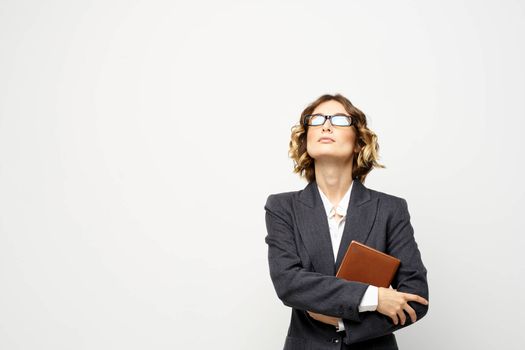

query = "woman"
[264,94,429,350]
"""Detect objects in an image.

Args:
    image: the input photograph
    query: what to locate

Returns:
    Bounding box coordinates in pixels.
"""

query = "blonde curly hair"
[289,93,385,184]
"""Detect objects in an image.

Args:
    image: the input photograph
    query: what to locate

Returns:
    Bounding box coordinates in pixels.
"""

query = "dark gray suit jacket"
[264,178,429,349]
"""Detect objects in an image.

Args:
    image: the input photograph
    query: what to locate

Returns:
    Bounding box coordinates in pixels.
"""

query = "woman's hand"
[306,286,429,328]
[306,311,341,327]
[377,286,429,326]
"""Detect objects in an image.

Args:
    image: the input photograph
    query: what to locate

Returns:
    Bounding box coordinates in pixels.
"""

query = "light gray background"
[1,0,524,349]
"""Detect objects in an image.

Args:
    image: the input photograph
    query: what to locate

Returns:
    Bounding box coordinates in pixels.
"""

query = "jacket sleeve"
[341,198,430,345]
[264,194,369,323]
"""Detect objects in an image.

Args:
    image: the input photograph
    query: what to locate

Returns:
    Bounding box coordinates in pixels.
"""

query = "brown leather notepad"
[336,240,401,288]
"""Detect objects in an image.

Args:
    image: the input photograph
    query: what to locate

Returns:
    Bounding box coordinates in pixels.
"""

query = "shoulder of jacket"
[264,190,298,210]
[263,191,299,226]
[367,188,408,211]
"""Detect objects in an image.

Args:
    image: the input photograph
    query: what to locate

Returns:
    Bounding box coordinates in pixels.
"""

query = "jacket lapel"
[295,178,379,276]
[295,180,335,276]
[334,179,378,272]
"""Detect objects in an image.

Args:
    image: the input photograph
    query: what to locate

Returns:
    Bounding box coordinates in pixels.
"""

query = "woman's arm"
[341,198,430,345]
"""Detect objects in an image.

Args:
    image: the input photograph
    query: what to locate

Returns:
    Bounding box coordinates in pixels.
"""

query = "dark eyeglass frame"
[303,113,356,127]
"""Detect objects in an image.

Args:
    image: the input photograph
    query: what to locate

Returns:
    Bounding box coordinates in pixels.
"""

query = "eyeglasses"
[304,114,355,127]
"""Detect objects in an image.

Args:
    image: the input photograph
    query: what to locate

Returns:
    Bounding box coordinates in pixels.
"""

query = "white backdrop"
[1,1,524,349]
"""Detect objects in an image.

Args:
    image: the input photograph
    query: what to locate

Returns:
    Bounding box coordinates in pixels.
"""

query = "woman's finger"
[403,292,429,305]
[397,307,406,325]
[390,311,399,325]
[403,303,417,323]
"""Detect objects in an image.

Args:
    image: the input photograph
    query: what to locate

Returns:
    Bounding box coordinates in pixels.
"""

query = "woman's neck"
[314,159,353,205]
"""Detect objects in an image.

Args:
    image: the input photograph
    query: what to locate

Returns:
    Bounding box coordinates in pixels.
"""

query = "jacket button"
[329,338,339,343]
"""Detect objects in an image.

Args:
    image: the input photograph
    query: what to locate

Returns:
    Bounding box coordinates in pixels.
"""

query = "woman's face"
[306,100,359,163]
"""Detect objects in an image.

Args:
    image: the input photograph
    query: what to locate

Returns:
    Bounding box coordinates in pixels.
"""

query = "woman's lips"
[319,138,335,143]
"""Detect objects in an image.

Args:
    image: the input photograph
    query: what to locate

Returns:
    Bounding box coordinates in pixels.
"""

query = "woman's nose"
[322,118,332,130]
